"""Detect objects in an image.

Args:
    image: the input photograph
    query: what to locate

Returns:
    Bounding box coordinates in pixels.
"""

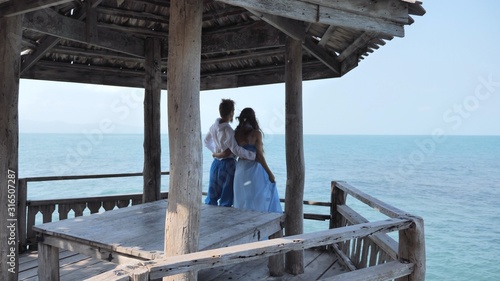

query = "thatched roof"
[1,0,425,90]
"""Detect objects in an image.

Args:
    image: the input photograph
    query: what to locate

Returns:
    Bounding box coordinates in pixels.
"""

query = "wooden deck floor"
[20,248,347,280]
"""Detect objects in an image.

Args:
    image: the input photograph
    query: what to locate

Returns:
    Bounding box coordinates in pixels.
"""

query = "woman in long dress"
[217,108,282,213]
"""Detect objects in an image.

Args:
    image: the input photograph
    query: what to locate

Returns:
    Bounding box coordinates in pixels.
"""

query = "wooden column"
[284,36,305,275]
[330,181,347,229]
[37,242,60,281]
[165,0,203,280]
[397,217,426,281]
[0,14,22,281]
[143,37,162,203]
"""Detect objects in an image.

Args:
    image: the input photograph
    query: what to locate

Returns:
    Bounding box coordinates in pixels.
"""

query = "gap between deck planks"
[19,249,117,281]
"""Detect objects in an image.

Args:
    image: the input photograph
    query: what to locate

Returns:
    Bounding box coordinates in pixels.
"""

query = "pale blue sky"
[19,1,500,135]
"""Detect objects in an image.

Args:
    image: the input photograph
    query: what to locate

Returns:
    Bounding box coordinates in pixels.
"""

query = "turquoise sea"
[19,134,500,281]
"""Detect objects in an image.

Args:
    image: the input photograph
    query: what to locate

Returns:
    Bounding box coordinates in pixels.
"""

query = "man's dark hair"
[219,99,235,117]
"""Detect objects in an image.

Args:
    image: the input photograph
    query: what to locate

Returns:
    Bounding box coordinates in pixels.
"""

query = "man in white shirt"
[204,99,256,206]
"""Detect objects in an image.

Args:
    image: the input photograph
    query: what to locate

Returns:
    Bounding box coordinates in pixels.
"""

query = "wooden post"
[397,216,426,281]
[331,181,347,229]
[165,0,203,280]
[0,14,22,281]
[37,242,60,281]
[18,179,27,252]
[143,37,162,203]
[284,36,305,275]
[268,229,284,276]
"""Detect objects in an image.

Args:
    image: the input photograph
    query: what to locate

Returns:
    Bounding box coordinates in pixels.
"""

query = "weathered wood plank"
[22,172,169,183]
[302,0,409,24]
[334,181,408,218]
[319,261,413,281]
[20,251,83,280]
[217,0,405,37]
[58,255,117,280]
[298,250,339,280]
[41,235,152,264]
[19,250,76,275]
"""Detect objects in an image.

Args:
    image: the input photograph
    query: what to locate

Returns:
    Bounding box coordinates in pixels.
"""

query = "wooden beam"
[143,37,162,203]
[85,0,98,43]
[337,32,378,61]
[165,0,203,280]
[21,57,337,91]
[21,61,147,88]
[21,36,60,75]
[20,0,104,75]
[0,14,22,281]
[284,36,305,275]
[0,0,74,17]
[302,38,341,75]
[201,21,286,54]
[246,10,341,75]
[318,25,336,47]
[302,0,409,24]
[247,9,306,41]
[217,0,405,37]
[23,8,145,57]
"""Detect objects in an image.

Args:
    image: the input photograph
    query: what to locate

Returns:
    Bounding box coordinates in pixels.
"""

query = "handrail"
[89,218,415,280]
[331,180,425,280]
[21,171,170,182]
[333,181,408,218]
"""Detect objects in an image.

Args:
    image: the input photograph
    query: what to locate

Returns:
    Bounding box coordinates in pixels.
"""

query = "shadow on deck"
[20,248,345,281]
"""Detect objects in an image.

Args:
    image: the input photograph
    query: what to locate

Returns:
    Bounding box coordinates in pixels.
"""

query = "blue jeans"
[205,158,236,207]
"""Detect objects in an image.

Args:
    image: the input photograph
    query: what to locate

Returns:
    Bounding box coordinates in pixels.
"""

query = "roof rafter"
[21,0,104,75]
[248,9,340,75]
[0,0,74,17]
[337,31,378,62]
[23,7,145,58]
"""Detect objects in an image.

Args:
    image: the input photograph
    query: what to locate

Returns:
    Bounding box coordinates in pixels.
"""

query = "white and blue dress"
[233,145,282,213]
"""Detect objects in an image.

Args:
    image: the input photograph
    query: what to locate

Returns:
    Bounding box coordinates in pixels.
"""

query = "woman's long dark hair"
[235,107,262,136]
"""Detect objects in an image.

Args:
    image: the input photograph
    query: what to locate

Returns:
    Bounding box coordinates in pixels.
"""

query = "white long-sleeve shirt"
[204,118,256,160]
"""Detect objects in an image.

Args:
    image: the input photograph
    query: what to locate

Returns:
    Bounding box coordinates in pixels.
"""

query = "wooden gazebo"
[0,1,425,280]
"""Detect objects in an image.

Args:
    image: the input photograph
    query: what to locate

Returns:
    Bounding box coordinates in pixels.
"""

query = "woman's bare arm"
[254,130,275,183]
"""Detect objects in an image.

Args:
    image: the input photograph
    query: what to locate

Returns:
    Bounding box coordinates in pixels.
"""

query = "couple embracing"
[204,99,282,213]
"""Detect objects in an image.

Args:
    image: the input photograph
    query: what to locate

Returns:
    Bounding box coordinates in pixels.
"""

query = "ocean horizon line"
[18,132,500,137]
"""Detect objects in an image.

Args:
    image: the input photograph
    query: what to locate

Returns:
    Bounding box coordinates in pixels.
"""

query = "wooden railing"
[18,171,333,252]
[89,180,425,281]
[18,172,169,251]
[330,180,425,280]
